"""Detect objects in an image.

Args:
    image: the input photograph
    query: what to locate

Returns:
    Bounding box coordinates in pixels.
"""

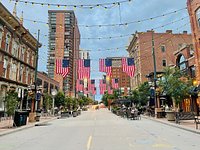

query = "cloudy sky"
[1,0,191,100]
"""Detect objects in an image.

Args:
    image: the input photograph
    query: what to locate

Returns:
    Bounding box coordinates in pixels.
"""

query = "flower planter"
[165,111,175,121]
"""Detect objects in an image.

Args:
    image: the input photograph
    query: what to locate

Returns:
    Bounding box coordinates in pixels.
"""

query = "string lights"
[8,0,132,9]
[23,7,187,28]
[35,16,189,41]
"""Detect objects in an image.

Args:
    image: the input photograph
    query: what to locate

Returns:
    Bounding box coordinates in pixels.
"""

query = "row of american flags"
[77,78,119,95]
[99,57,135,77]
[55,57,135,95]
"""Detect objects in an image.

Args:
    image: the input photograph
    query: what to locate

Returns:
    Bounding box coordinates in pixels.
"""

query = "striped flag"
[99,58,112,76]
[62,59,69,78]
[92,87,97,95]
[112,78,119,89]
[78,59,90,79]
[56,59,69,78]
[76,80,84,92]
[122,57,135,77]
[99,79,106,95]
[99,58,105,72]
[56,59,63,74]
[88,79,95,92]
[105,58,112,76]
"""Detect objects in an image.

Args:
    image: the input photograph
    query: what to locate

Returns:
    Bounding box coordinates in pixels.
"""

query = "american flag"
[62,59,69,78]
[112,78,119,89]
[78,59,90,79]
[88,79,95,92]
[55,59,69,78]
[108,86,113,95]
[99,59,105,72]
[76,80,84,92]
[99,58,112,76]
[92,87,97,95]
[122,57,135,77]
[99,79,106,95]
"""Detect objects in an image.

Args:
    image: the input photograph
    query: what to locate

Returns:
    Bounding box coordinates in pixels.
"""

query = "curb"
[142,115,200,135]
[0,117,57,137]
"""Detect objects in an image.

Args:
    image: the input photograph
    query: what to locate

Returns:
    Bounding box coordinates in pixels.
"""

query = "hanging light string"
[36,16,189,40]
[23,7,187,28]
[8,0,132,9]
[37,22,190,60]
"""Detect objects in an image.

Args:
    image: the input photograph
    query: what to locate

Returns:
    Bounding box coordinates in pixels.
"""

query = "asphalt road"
[0,109,200,150]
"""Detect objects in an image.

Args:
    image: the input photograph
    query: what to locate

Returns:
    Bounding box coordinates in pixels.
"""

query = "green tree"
[138,82,151,106]
[43,93,53,111]
[5,91,18,117]
[159,67,192,108]
[54,91,65,108]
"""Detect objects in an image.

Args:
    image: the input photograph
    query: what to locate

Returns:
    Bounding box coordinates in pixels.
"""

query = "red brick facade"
[127,30,193,89]
[187,0,200,83]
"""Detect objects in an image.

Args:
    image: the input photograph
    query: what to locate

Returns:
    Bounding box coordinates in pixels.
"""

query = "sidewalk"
[142,115,200,134]
[0,116,57,137]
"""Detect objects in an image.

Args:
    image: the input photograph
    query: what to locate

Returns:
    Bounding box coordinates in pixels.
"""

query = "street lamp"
[51,89,57,116]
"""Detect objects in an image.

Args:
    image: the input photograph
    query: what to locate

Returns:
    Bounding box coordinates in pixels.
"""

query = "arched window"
[12,39,19,57]
[196,7,200,27]
[0,25,4,47]
[177,54,187,71]
[5,33,11,52]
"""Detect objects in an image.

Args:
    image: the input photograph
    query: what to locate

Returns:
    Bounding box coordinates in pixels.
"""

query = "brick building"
[37,71,59,94]
[127,30,193,89]
[36,71,59,109]
[47,10,80,97]
[0,3,38,115]
[106,57,130,96]
[187,0,200,83]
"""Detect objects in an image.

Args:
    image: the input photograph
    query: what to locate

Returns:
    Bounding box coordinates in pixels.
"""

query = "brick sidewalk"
[143,115,200,134]
[0,116,57,137]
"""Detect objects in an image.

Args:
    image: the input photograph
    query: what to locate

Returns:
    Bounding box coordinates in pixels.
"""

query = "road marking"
[87,135,92,150]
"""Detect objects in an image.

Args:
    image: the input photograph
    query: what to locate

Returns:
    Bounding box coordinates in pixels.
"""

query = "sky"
[1,0,191,100]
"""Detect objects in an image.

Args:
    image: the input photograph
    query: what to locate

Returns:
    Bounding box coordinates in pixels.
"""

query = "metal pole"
[34,29,40,112]
[151,31,158,109]
[52,97,55,116]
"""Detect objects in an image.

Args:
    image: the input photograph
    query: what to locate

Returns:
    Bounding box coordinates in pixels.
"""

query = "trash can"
[13,111,29,127]
[72,111,77,117]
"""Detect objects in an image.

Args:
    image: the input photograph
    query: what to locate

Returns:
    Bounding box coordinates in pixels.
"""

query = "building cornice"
[0,3,39,50]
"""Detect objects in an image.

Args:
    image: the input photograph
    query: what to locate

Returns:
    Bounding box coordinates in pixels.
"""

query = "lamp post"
[51,89,57,116]
[151,30,158,117]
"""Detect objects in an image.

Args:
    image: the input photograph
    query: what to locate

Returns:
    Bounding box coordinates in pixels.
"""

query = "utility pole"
[34,29,40,111]
[151,30,158,112]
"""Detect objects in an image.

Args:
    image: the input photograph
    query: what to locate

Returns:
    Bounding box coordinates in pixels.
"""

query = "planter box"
[165,111,175,121]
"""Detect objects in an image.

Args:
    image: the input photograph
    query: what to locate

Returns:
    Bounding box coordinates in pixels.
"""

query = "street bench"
[175,112,195,124]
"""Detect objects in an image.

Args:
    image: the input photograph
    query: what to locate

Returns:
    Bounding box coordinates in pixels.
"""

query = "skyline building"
[47,10,80,96]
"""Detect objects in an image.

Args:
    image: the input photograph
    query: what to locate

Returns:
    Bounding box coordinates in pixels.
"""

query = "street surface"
[0,109,200,150]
